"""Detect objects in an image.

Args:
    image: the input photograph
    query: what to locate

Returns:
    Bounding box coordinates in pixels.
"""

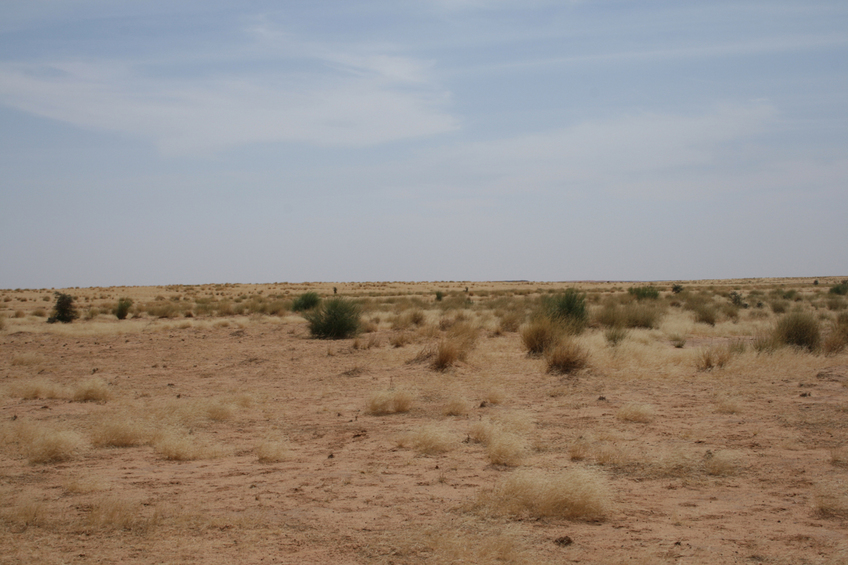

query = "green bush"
[305,298,361,339]
[114,298,133,320]
[435,291,444,302]
[292,291,321,312]
[541,289,587,332]
[829,281,848,296]
[774,312,821,351]
[47,292,78,324]
[627,286,660,300]
[671,284,684,294]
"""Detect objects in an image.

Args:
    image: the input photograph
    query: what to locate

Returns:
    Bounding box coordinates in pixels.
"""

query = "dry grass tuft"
[153,432,229,461]
[398,424,456,455]
[443,394,470,416]
[73,378,111,402]
[519,317,559,355]
[814,482,848,519]
[703,450,739,476]
[486,431,527,466]
[616,403,656,423]
[4,421,85,464]
[85,496,160,531]
[367,389,413,415]
[91,418,150,448]
[545,339,589,374]
[476,468,611,520]
[255,439,291,463]
[8,378,71,400]
[696,344,732,371]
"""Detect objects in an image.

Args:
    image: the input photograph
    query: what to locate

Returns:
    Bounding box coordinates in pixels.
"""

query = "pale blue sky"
[1,1,846,288]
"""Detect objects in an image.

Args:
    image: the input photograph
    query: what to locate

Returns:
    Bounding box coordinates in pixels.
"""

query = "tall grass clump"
[823,313,848,355]
[292,291,321,312]
[305,298,360,339]
[542,288,587,333]
[519,316,560,356]
[774,312,821,351]
[627,286,660,300]
[545,339,590,374]
[47,292,77,324]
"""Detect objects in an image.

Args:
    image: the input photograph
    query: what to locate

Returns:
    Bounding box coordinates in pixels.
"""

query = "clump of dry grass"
[545,339,589,374]
[91,418,150,448]
[703,450,739,476]
[443,394,470,416]
[389,331,413,348]
[10,353,45,366]
[616,403,656,423]
[153,432,229,461]
[1,497,47,529]
[519,317,559,356]
[367,389,413,415]
[7,421,86,464]
[255,439,291,463]
[814,482,848,519]
[398,424,456,455]
[8,378,71,400]
[475,468,611,520]
[73,378,111,402]
[696,344,732,371]
[497,310,524,333]
[85,496,161,532]
[468,417,529,467]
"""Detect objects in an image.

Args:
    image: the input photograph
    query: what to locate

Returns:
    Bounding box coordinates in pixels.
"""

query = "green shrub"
[671,284,684,294]
[114,298,133,320]
[542,289,587,332]
[435,291,444,302]
[627,286,660,300]
[774,312,821,351]
[292,291,321,312]
[305,298,361,339]
[47,293,78,324]
[830,281,848,296]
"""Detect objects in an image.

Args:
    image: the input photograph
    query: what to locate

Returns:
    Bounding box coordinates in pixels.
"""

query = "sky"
[1,1,846,288]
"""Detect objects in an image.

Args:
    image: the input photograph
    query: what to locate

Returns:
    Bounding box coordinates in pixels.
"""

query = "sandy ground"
[1,279,847,564]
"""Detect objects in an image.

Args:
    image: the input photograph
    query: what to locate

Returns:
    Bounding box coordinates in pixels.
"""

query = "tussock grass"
[153,432,230,461]
[91,417,150,448]
[367,389,413,415]
[519,316,560,355]
[774,311,821,351]
[696,344,733,370]
[443,394,470,416]
[468,416,531,466]
[616,403,656,423]
[704,450,739,476]
[475,468,611,520]
[398,424,456,455]
[814,482,848,519]
[6,421,86,464]
[73,378,111,402]
[255,439,291,463]
[545,339,589,374]
[8,378,71,399]
[85,496,160,531]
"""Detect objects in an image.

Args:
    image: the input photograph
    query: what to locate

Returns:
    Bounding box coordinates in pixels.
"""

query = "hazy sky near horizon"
[1,1,846,288]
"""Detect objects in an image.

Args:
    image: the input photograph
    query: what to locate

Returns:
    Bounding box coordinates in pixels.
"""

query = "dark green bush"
[435,291,444,302]
[627,286,660,300]
[292,291,321,312]
[774,312,821,351]
[671,284,684,294]
[830,281,848,296]
[114,298,133,320]
[47,292,78,324]
[305,298,361,339]
[541,288,587,332]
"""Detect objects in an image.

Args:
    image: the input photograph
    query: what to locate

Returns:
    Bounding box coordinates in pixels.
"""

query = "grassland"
[1,277,847,564]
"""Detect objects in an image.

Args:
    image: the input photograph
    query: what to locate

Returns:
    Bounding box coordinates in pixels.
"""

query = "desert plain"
[1,277,848,564]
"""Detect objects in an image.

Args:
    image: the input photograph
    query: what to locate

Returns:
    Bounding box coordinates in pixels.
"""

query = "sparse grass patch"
[367,389,413,415]
[8,377,70,399]
[153,432,229,461]
[10,422,85,464]
[85,496,160,532]
[604,326,628,347]
[475,468,611,520]
[443,394,470,416]
[616,403,656,423]
[91,418,149,447]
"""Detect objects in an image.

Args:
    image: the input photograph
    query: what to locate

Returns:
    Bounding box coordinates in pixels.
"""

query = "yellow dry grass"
[616,403,656,423]
[367,389,413,415]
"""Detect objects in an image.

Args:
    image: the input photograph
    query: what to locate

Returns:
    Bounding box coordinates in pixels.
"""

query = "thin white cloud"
[0,38,457,155]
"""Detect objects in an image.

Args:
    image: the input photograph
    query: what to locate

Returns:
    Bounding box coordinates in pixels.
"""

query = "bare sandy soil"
[1,279,847,564]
